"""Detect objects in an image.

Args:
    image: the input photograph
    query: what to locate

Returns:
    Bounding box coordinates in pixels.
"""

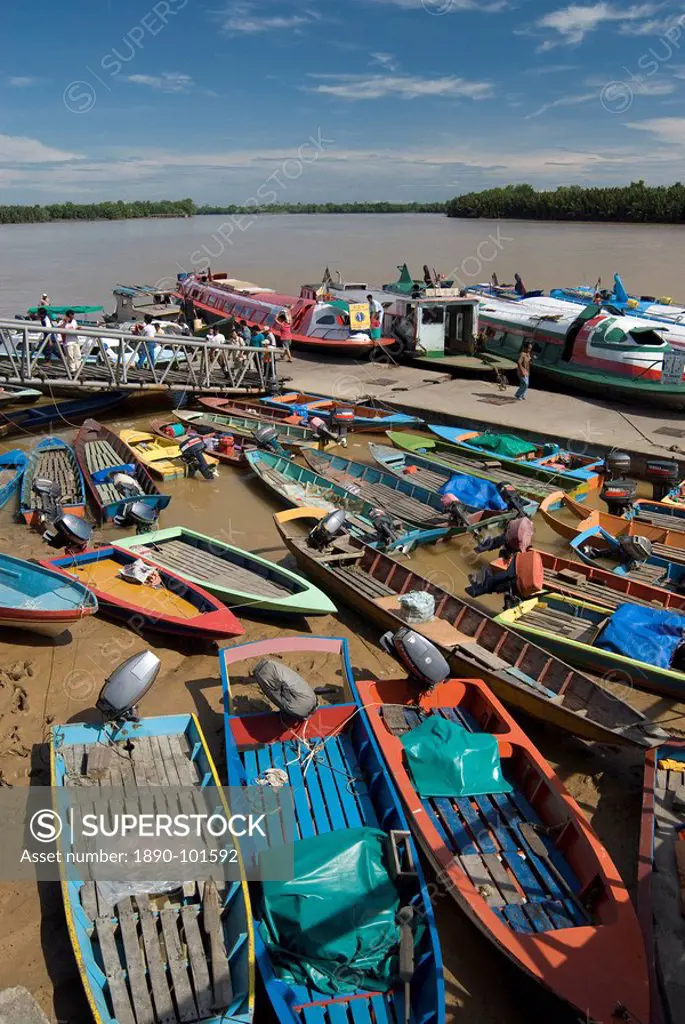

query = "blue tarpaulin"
[438,473,507,511]
[596,602,685,669]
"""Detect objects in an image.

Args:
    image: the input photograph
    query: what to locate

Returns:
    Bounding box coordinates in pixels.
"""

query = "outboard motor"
[330,408,354,448]
[179,435,217,480]
[113,501,159,534]
[309,415,340,447]
[380,628,450,693]
[440,493,472,529]
[600,477,637,515]
[32,478,93,553]
[111,472,143,500]
[253,424,287,457]
[369,508,402,549]
[616,535,653,566]
[466,550,545,608]
[603,451,631,480]
[645,459,680,502]
[475,515,534,555]
[307,510,348,550]
[253,658,317,723]
[497,482,529,518]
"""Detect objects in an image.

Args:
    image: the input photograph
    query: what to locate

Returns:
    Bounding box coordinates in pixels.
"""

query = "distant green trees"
[446,182,685,223]
[0,198,197,224]
[196,201,446,214]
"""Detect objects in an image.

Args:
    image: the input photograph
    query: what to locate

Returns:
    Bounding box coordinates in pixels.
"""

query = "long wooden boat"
[198,396,301,424]
[20,436,86,526]
[0,449,27,508]
[0,384,41,406]
[351,672,650,1024]
[541,490,685,562]
[0,391,127,438]
[0,552,96,636]
[637,739,685,1024]
[40,544,244,641]
[176,409,324,450]
[150,418,246,467]
[52,712,255,1024]
[221,636,445,1024]
[427,424,604,491]
[568,524,685,601]
[74,418,171,522]
[115,525,336,615]
[368,441,540,515]
[274,507,662,747]
[120,427,219,481]
[496,593,685,699]
[492,541,685,612]
[386,429,582,502]
[260,391,423,430]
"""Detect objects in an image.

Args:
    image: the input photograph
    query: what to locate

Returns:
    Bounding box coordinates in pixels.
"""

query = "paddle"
[396,905,414,1024]
[518,822,588,919]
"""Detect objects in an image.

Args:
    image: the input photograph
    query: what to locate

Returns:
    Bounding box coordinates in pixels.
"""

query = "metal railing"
[0,320,279,392]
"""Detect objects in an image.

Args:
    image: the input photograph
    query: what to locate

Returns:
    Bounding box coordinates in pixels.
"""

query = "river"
[2,213,685,315]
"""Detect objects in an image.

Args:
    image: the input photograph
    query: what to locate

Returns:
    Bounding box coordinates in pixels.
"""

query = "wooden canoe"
[120,428,218,480]
[74,418,171,522]
[541,491,685,562]
[386,430,582,502]
[176,409,325,450]
[221,635,445,1024]
[115,525,336,615]
[496,593,685,699]
[0,449,27,509]
[41,545,244,641]
[198,396,301,424]
[351,673,650,1024]
[567,524,685,603]
[637,739,685,1024]
[150,418,246,466]
[0,552,96,636]
[52,712,255,1024]
[20,436,87,526]
[260,391,423,430]
[0,391,127,439]
[491,543,685,612]
[427,424,604,492]
[274,507,662,747]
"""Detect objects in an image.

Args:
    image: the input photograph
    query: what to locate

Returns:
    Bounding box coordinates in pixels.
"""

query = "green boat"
[386,431,579,502]
[115,525,336,616]
[495,594,685,700]
[176,410,324,449]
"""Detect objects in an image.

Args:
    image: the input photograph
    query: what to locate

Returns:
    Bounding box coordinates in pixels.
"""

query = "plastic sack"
[438,473,508,511]
[471,432,537,459]
[399,591,435,624]
[258,827,402,995]
[596,602,685,670]
[253,658,317,719]
[400,715,512,798]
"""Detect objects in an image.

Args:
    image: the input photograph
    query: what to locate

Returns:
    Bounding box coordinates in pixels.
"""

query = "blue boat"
[259,390,423,431]
[368,442,539,516]
[552,273,685,328]
[52,712,255,1024]
[0,391,126,437]
[221,635,445,1024]
[570,524,685,592]
[0,449,27,508]
[20,436,87,525]
[0,552,97,636]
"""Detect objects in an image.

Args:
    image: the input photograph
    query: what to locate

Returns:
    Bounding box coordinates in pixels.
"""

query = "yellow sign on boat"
[348,302,371,330]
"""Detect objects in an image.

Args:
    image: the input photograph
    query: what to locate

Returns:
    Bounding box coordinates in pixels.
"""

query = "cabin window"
[264,312,277,326]
[421,305,444,325]
[316,314,336,325]
[628,330,666,346]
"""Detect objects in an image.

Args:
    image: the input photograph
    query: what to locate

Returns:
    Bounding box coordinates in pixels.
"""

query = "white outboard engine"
[253,658,318,722]
[253,424,288,457]
[380,628,450,692]
[112,472,143,500]
[113,501,159,534]
[32,477,93,553]
[179,435,217,480]
[307,510,348,550]
[369,507,402,548]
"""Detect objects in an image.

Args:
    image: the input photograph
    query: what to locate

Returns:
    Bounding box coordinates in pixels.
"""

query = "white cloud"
[220,3,317,33]
[620,13,685,35]
[626,116,685,144]
[127,72,194,93]
[370,52,399,71]
[368,0,508,11]
[536,3,657,49]
[0,133,81,164]
[8,76,42,87]
[307,73,493,100]
[525,91,597,118]
[523,63,581,75]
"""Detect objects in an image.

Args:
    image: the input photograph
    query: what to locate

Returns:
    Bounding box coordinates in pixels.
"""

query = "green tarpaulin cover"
[400,716,512,798]
[471,431,537,459]
[258,827,402,994]
[27,305,103,316]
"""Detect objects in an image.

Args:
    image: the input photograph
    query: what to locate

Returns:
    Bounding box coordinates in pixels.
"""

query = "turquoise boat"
[0,449,27,508]
[177,409,323,449]
[52,712,255,1023]
[0,552,97,637]
[20,436,87,526]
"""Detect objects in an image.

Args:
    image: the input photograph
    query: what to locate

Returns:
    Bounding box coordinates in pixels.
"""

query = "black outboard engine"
[380,628,450,692]
[307,510,348,550]
[497,482,528,518]
[253,424,287,457]
[179,435,217,480]
[440,494,472,529]
[33,478,93,553]
[616,535,653,566]
[645,459,680,502]
[466,550,544,609]
[330,409,354,448]
[600,477,637,515]
[603,450,631,480]
[369,508,402,548]
[113,501,159,534]
[309,415,340,447]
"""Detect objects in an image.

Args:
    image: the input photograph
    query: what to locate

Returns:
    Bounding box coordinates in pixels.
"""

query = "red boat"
[150,417,247,467]
[352,673,650,1024]
[196,396,301,424]
[177,273,395,357]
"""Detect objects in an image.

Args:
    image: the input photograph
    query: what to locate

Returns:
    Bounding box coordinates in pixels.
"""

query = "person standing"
[369,310,382,341]
[38,306,58,360]
[276,310,293,363]
[137,314,158,370]
[367,293,384,326]
[175,312,191,336]
[515,341,532,401]
[58,309,81,376]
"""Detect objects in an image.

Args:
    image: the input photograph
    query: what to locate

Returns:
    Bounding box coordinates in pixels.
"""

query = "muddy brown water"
[0,397,682,1023]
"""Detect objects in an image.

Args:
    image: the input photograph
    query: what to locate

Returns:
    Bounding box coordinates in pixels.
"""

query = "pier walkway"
[0,320,278,394]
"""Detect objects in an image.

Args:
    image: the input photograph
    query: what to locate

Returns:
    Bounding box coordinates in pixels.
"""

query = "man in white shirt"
[38,305,58,360]
[58,309,81,375]
[366,294,384,324]
[137,315,158,369]
[206,326,226,345]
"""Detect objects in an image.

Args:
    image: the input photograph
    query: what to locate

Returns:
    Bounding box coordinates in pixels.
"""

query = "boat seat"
[371,595,469,648]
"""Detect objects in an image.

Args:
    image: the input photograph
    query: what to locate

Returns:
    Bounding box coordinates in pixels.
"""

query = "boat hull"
[20,437,87,525]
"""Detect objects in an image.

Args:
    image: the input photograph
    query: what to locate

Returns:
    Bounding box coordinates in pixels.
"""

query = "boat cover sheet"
[258,827,402,994]
[400,715,512,798]
[596,602,685,669]
[438,472,507,511]
[471,432,537,458]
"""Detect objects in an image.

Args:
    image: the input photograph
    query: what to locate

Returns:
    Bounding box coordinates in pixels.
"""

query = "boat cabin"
[112,284,180,323]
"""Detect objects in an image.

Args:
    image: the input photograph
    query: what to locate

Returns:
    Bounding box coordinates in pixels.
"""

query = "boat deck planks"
[95,916,137,1024]
[64,557,200,619]
[134,539,291,598]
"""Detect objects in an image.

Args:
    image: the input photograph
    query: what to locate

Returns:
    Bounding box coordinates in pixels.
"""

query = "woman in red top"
[276,310,293,362]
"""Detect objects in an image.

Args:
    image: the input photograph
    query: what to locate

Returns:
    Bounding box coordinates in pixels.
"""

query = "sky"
[4,0,685,203]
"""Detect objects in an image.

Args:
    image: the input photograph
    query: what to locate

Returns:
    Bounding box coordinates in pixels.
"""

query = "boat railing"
[0,319,278,393]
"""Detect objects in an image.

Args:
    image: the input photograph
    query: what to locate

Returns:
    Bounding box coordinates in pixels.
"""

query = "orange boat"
[351,673,650,1024]
[541,490,685,562]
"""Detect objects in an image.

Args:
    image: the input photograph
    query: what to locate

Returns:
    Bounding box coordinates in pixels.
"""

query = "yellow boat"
[119,428,218,481]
